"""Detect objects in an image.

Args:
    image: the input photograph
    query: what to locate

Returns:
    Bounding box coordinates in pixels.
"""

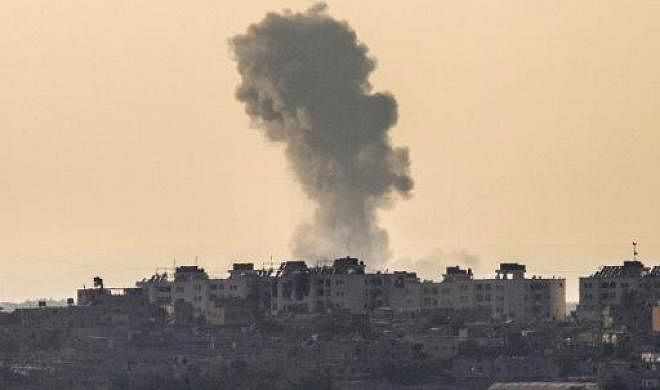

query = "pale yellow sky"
[1,1,660,301]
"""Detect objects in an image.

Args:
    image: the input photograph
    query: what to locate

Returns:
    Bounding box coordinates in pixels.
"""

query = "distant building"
[453,355,561,382]
[421,263,566,323]
[270,256,423,315]
[17,280,155,328]
[488,383,599,390]
[137,264,269,325]
[576,259,660,328]
[138,258,565,323]
[653,305,660,332]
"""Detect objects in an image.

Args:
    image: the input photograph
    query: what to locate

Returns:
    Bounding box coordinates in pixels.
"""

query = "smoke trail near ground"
[390,248,481,281]
[230,4,413,266]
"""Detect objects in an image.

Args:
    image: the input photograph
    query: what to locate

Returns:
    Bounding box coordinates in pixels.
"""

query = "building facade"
[138,258,565,324]
[421,263,566,323]
[137,263,269,325]
[269,257,422,315]
[577,259,660,328]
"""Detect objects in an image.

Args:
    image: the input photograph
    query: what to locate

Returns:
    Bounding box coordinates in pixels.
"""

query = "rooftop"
[489,383,599,390]
[588,260,650,278]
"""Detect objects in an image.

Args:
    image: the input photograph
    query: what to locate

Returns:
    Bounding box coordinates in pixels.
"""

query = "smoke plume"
[389,248,481,281]
[230,4,413,265]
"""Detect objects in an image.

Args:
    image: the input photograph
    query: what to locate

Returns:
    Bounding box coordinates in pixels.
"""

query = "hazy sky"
[2,1,660,301]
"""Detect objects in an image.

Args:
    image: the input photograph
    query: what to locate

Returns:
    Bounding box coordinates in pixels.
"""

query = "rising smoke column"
[230,4,413,265]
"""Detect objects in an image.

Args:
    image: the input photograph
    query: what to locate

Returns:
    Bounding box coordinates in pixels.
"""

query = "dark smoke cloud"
[231,4,413,265]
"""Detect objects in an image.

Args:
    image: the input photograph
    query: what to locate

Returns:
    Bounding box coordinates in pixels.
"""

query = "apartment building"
[138,258,565,323]
[137,263,268,324]
[270,257,422,315]
[421,263,566,323]
[577,259,660,325]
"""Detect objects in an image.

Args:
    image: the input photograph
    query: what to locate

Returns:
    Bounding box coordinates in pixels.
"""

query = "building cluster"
[134,257,565,326]
[3,252,660,389]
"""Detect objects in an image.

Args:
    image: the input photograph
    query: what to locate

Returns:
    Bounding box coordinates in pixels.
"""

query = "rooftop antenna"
[194,256,199,266]
[633,241,639,260]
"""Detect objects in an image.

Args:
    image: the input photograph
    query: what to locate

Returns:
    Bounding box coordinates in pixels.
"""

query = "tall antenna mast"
[633,241,638,260]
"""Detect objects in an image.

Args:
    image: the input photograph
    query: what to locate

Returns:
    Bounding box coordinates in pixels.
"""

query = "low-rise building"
[138,263,270,324]
[577,259,660,330]
[138,258,565,323]
[270,257,423,315]
[421,263,566,323]
[488,383,599,390]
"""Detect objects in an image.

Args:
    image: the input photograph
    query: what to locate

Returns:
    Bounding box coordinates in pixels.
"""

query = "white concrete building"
[139,258,565,324]
[421,263,566,323]
[270,257,423,315]
[137,264,267,324]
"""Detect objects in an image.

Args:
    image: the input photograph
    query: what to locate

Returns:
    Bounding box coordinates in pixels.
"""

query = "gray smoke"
[390,248,481,281]
[230,4,413,266]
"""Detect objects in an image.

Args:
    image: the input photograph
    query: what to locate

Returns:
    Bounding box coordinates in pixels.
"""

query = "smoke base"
[231,4,413,266]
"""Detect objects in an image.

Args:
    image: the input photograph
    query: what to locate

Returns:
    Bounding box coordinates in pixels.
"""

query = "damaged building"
[136,257,565,324]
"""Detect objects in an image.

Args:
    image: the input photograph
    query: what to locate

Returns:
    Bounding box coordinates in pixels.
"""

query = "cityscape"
[1,248,659,389]
[3,1,659,389]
